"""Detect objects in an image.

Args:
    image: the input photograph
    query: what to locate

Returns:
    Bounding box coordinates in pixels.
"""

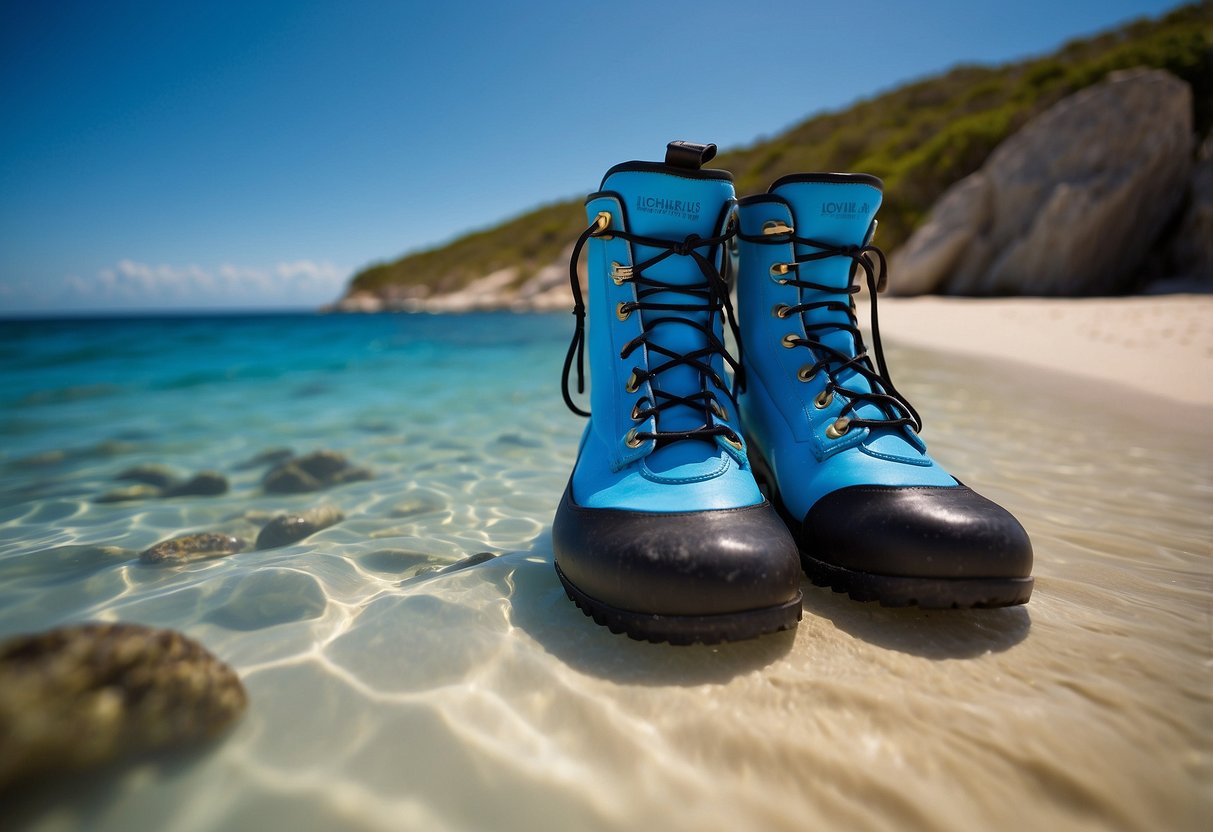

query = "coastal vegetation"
[347,2,1211,300]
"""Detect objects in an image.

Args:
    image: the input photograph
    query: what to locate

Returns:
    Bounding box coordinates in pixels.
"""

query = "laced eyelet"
[624,428,643,448]
[593,211,614,239]
[781,333,799,349]
[772,304,792,319]
[625,370,641,393]
[616,302,632,321]
[814,389,834,409]
[762,220,794,236]
[770,263,791,277]
[825,417,851,439]
[610,262,633,285]
[710,400,728,420]
[723,432,744,450]
[797,365,816,382]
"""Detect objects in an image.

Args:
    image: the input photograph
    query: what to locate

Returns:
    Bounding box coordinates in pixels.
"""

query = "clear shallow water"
[0,312,1209,831]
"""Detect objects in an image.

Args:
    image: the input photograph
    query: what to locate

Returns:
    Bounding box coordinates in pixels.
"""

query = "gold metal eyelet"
[762,220,794,236]
[770,262,791,276]
[616,302,632,321]
[825,417,851,439]
[723,432,744,450]
[630,400,648,421]
[624,428,643,448]
[710,400,728,420]
[625,371,641,393]
[610,262,633,285]
[781,333,799,349]
[797,364,817,383]
[814,389,834,409]
[772,304,791,319]
[592,210,613,238]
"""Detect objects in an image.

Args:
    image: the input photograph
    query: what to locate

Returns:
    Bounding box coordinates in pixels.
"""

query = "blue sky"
[0,0,1186,313]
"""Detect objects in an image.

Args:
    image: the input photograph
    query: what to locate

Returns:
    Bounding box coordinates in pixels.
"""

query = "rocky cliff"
[892,69,1205,296]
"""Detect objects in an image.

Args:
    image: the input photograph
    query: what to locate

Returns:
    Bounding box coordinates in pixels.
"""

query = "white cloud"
[60,259,349,308]
[0,259,352,312]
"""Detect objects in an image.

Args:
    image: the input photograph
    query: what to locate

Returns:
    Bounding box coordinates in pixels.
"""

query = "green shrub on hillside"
[348,2,1211,299]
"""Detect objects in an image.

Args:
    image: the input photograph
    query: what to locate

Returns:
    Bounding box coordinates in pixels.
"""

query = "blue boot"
[553,142,802,644]
[736,173,1033,608]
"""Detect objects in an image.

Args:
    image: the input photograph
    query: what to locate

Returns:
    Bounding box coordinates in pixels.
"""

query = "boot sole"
[799,552,1033,609]
[554,563,802,646]
[749,447,1033,609]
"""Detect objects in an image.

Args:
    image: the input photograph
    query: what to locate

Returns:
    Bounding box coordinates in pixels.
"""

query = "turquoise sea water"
[1,311,1209,831]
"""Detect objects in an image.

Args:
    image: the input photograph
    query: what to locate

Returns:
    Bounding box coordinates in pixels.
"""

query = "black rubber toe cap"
[802,484,1033,580]
[552,486,802,617]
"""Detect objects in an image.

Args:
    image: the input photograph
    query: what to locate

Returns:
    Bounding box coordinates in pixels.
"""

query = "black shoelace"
[738,228,922,433]
[561,218,745,449]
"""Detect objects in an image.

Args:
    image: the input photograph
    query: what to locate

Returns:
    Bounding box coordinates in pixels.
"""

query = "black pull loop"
[665,141,717,170]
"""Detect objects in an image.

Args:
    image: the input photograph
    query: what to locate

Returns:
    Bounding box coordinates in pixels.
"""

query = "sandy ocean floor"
[1,300,1210,831]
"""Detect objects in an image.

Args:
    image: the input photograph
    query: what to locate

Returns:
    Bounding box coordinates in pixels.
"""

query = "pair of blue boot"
[553,141,1033,645]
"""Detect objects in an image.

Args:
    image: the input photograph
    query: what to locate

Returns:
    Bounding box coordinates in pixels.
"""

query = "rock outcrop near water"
[0,623,246,789]
[893,69,1197,295]
[1162,135,1213,290]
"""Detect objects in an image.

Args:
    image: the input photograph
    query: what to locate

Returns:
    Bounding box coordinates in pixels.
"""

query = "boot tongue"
[770,177,900,440]
[600,159,735,472]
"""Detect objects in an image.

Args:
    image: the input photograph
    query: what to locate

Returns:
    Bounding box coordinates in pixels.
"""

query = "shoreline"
[330,293,1213,410]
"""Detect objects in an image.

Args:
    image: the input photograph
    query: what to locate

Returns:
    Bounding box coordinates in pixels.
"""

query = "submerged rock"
[0,622,247,789]
[389,493,446,519]
[893,69,1195,295]
[411,551,497,579]
[114,464,181,489]
[162,471,228,498]
[141,533,247,565]
[96,484,161,503]
[360,549,442,574]
[263,450,372,494]
[232,447,295,471]
[254,506,344,550]
[206,570,328,630]
[442,551,497,573]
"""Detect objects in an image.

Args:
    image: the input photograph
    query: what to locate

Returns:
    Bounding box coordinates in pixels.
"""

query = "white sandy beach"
[872,294,1213,407]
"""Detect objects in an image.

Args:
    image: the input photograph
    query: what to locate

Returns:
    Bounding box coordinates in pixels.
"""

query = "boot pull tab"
[666,141,717,170]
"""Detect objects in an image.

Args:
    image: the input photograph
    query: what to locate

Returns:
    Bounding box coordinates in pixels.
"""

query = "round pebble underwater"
[0,312,1208,831]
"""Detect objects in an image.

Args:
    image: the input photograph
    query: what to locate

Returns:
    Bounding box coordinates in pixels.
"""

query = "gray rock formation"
[141,533,247,565]
[1164,135,1213,288]
[890,174,991,294]
[0,623,246,789]
[95,484,160,503]
[892,69,1195,295]
[255,506,344,549]
[263,450,372,494]
[115,464,181,489]
[233,447,295,471]
[162,471,228,497]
